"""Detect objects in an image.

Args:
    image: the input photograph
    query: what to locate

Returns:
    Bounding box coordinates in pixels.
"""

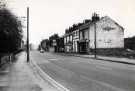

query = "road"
[30,51,135,91]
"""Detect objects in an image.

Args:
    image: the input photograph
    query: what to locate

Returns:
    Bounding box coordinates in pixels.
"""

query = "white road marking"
[31,60,70,91]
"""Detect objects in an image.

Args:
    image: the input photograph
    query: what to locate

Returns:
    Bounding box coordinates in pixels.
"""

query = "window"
[82,31,85,39]
[76,31,79,36]
[64,38,66,44]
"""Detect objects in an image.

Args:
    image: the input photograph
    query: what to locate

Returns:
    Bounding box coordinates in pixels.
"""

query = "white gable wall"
[89,24,95,49]
[89,16,124,49]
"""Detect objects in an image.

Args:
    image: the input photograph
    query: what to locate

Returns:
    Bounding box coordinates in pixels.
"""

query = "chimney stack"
[92,13,100,22]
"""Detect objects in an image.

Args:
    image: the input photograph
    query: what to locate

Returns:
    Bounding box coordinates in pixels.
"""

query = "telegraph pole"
[94,21,97,58]
[27,7,30,62]
[93,13,97,59]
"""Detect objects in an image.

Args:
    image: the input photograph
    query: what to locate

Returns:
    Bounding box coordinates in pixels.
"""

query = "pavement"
[54,52,135,65]
[0,52,59,91]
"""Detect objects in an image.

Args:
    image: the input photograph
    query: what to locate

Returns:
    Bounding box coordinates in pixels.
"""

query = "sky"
[5,0,135,46]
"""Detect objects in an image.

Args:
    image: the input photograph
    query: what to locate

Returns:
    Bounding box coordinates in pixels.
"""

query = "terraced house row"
[41,13,124,54]
[63,13,124,54]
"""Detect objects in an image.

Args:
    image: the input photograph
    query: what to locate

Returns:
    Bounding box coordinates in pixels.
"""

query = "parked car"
[40,50,44,53]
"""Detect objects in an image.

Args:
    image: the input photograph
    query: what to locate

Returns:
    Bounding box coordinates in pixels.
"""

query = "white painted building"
[64,33,73,52]
[64,15,124,53]
[72,29,79,53]
[89,16,124,49]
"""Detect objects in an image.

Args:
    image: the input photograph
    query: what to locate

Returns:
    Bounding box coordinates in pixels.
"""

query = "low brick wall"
[0,53,15,66]
[90,48,125,56]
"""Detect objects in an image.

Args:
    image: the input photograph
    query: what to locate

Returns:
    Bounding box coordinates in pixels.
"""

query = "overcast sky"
[6,0,135,45]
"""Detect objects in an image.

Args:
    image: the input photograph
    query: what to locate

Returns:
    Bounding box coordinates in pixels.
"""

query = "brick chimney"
[92,13,100,22]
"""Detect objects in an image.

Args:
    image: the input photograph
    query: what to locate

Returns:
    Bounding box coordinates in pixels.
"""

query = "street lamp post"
[27,7,30,62]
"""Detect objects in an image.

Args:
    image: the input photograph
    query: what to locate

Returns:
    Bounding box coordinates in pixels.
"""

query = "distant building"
[64,32,73,53]
[48,34,59,52]
[40,39,50,51]
[56,37,64,52]
[41,34,65,52]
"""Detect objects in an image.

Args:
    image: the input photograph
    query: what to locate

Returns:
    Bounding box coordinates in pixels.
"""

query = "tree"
[0,0,6,9]
[37,45,41,51]
[40,39,50,51]
[124,36,135,50]
[49,34,59,40]
[49,34,59,47]
[0,8,23,53]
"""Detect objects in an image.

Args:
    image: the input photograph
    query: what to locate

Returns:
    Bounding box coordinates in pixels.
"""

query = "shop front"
[78,39,89,53]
